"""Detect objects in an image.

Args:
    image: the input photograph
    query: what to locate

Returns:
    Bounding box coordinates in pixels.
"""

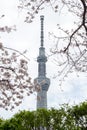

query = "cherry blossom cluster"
[0,43,36,110]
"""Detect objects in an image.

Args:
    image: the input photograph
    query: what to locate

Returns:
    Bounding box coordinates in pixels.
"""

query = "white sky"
[0,0,87,119]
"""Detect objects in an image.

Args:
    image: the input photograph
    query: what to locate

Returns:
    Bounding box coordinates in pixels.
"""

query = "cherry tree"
[0,1,50,111]
[0,14,41,110]
[0,41,34,110]
[18,0,87,82]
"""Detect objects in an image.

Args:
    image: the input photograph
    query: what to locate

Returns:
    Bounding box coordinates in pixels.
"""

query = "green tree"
[9,110,35,130]
[35,109,50,129]
[71,101,87,129]
[1,102,87,129]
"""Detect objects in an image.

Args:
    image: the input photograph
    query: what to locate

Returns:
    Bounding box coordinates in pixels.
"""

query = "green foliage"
[71,101,87,129]
[0,101,87,130]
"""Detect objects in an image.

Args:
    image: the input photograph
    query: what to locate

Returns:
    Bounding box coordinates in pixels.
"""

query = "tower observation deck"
[35,16,50,109]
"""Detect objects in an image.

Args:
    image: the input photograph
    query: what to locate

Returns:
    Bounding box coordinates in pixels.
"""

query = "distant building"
[34,16,50,109]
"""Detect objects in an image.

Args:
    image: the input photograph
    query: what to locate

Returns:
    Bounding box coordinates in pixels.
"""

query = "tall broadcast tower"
[35,16,50,109]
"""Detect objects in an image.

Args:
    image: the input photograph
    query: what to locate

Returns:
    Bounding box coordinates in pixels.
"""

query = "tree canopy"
[0,101,87,129]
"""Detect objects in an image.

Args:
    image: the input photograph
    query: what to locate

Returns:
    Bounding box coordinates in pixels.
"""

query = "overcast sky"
[0,0,87,119]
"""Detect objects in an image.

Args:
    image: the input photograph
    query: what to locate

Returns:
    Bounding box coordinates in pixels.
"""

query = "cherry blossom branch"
[63,0,87,52]
[4,46,30,61]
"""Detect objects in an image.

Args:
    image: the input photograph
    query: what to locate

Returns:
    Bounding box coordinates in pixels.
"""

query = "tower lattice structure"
[35,15,50,109]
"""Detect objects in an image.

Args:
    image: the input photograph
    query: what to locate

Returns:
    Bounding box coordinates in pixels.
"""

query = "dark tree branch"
[63,0,87,52]
[64,24,83,52]
[80,0,87,34]
[0,66,15,72]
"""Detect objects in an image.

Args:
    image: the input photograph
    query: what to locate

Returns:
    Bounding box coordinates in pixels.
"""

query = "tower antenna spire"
[40,15,44,47]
